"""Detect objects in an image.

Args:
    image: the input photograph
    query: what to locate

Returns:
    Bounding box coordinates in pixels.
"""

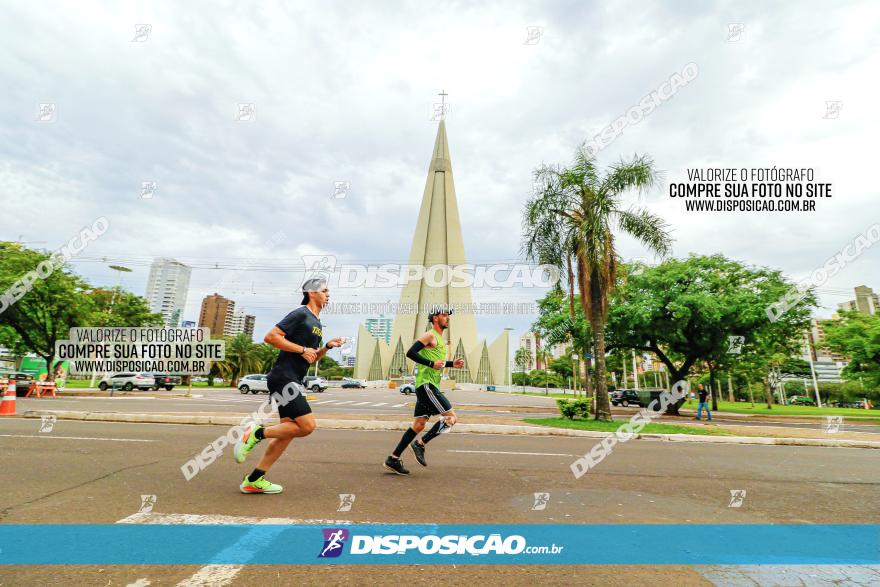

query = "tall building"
[365,315,393,345]
[227,311,256,339]
[199,294,256,338]
[803,317,846,381]
[199,294,235,337]
[838,285,878,316]
[145,258,191,327]
[354,120,510,385]
[518,332,539,371]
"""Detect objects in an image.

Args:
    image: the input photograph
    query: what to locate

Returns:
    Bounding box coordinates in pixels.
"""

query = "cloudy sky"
[2,0,878,352]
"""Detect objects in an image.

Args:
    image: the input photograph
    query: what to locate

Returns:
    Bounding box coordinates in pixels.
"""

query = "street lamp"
[92,264,133,388]
[108,265,132,313]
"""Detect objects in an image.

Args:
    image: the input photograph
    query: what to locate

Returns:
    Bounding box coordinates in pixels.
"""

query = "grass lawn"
[523,417,731,436]
[692,400,880,422]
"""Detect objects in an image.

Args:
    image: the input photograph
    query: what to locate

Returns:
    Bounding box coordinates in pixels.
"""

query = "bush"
[556,398,591,419]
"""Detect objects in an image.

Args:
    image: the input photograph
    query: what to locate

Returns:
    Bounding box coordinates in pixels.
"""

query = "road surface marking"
[116,512,356,525]
[372,402,388,406]
[116,512,387,586]
[334,401,356,405]
[0,434,153,443]
[393,403,407,407]
[447,449,576,457]
[351,402,373,406]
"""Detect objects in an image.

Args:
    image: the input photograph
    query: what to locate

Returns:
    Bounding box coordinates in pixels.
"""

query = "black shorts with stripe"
[414,383,452,418]
[267,375,312,420]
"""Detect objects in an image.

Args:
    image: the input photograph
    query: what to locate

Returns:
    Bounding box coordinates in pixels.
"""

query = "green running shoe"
[240,474,283,494]
[234,425,263,464]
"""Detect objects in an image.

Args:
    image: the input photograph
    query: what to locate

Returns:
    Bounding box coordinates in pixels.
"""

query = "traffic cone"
[0,381,16,416]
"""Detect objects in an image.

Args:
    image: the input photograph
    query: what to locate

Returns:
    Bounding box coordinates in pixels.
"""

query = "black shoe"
[383,456,410,475]
[410,440,427,467]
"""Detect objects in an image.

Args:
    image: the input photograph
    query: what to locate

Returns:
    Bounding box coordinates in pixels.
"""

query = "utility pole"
[805,336,822,407]
[632,350,639,390]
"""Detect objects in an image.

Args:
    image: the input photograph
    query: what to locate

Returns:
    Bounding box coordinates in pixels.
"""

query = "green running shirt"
[414,331,447,387]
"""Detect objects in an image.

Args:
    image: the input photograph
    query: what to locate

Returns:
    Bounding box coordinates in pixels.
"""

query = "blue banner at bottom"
[0,524,877,565]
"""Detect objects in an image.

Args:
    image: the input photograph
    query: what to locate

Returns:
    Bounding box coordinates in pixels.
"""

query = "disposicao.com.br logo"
[318,529,563,558]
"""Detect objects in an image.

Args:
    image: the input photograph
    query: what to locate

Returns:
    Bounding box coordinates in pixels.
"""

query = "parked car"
[787,395,816,406]
[238,374,270,394]
[150,373,181,391]
[302,375,328,392]
[399,382,416,395]
[0,372,35,397]
[98,373,155,391]
[610,388,641,407]
[341,378,366,389]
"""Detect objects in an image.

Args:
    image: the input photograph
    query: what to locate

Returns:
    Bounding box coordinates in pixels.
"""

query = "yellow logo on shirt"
[312,326,323,336]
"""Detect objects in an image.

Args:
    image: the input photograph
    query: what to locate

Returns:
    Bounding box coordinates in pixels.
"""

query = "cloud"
[2,0,877,338]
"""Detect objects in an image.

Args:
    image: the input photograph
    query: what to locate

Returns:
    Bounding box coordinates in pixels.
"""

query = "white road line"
[372,403,388,406]
[447,449,576,457]
[116,512,363,587]
[0,434,153,443]
[116,512,356,525]
[351,402,373,406]
[334,401,356,405]
[393,403,407,407]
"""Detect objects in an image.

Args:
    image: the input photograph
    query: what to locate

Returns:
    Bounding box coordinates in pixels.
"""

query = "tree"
[215,334,261,387]
[514,346,533,373]
[523,148,672,420]
[254,343,280,374]
[87,287,164,327]
[535,347,552,393]
[824,311,880,389]
[0,243,94,381]
[605,254,816,413]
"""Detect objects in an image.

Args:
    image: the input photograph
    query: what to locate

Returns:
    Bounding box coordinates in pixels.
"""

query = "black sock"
[247,468,266,482]
[254,426,265,440]
[420,420,446,445]
[392,428,418,458]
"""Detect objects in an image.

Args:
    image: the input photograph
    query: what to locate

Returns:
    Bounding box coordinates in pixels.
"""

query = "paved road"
[24,388,880,436]
[1,417,878,585]
[17,387,562,419]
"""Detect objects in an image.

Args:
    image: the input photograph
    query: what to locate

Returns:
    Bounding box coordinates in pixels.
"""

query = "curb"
[17,409,880,449]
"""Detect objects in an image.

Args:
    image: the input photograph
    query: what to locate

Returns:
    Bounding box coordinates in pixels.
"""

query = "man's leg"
[255,413,317,472]
[390,417,427,459]
[418,410,457,446]
[696,402,703,420]
[383,417,426,475]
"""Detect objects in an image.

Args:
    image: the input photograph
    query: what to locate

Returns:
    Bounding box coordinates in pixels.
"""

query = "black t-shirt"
[698,389,709,402]
[268,306,323,383]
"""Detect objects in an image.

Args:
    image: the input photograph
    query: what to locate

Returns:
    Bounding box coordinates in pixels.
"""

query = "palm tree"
[536,347,551,394]
[523,146,672,420]
[221,334,262,387]
[254,343,280,374]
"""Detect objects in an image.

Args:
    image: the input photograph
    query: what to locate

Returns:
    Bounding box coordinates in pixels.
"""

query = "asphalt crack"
[0,459,161,522]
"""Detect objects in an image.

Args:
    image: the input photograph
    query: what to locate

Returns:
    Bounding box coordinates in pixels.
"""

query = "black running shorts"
[414,383,452,418]
[267,375,312,420]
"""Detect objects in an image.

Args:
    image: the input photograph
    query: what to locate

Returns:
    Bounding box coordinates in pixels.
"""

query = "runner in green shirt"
[384,305,465,475]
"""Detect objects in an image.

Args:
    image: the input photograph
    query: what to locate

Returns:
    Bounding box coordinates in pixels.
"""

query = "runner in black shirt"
[233,277,343,494]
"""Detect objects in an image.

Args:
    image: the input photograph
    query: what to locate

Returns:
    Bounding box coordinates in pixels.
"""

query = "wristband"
[324,342,332,350]
[445,360,454,368]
